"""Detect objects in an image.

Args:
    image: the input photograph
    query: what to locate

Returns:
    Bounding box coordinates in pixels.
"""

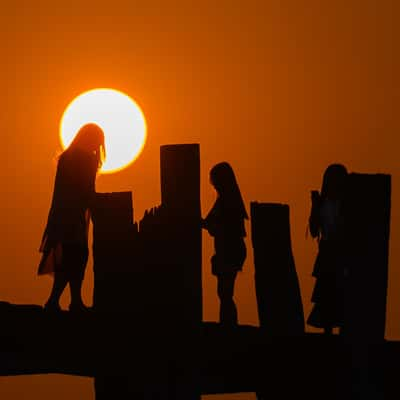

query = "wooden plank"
[91,191,137,312]
[159,144,202,399]
[159,144,202,326]
[89,145,203,399]
[338,173,391,400]
[342,173,391,340]
[250,202,305,335]
[160,144,201,216]
[1,306,399,399]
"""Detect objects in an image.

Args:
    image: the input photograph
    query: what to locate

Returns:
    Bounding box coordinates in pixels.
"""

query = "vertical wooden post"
[91,144,202,399]
[342,173,391,340]
[250,202,304,335]
[250,202,305,400]
[91,191,140,399]
[160,144,202,326]
[91,191,136,311]
[159,144,202,399]
[341,173,390,399]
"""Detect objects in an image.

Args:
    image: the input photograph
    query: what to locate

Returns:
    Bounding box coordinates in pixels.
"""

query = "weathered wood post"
[250,202,305,400]
[342,173,391,339]
[91,144,202,399]
[250,202,304,334]
[159,144,202,399]
[91,191,141,399]
[160,144,202,326]
[342,173,391,399]
[91,191,136,311]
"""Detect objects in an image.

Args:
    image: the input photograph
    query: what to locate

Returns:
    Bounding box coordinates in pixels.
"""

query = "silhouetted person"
[307,163,348,334]
[38,123,106,312]
[202,162,248,327]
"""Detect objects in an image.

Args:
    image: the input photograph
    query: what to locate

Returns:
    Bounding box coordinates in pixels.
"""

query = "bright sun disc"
[60,88,147,173]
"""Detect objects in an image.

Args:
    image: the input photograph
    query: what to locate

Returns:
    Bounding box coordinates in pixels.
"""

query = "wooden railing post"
[159,144,202,400]
[250,202,304,335]
[91,191,136,311]
[342,173,391,340]
[341,173,391,399]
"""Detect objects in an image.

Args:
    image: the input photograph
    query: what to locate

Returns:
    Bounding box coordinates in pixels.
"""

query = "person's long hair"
[61,123,106,169]
[210,161,249,220]
[320,163,348,201]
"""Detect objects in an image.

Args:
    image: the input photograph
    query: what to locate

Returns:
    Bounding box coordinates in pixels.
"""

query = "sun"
[60,88,147,173]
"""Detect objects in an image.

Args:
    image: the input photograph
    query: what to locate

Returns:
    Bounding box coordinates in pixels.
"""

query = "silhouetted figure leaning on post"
[202,162,248,327]
[307,163,348,335]
[38,123,106,313]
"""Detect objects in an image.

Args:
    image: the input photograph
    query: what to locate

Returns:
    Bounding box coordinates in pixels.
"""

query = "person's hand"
[311,190,320,204]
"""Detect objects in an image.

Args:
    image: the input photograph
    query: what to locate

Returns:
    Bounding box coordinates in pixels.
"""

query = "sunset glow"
[2,3,399,399]
[60,88,147,173]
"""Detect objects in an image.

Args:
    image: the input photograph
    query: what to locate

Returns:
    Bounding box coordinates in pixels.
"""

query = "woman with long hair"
[38,123,106,312]
[202,162,248,326]
[307,163,348,334]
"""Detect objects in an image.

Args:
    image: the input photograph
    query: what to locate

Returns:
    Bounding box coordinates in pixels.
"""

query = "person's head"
[321,163,348,200]
[66,123,106,169]
[210,161,249,219]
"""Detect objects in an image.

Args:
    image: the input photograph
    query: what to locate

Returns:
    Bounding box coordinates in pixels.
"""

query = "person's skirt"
[307,239,346,329]
[211,236,246,276]
[38,227,89,280]
[38,211,89,276]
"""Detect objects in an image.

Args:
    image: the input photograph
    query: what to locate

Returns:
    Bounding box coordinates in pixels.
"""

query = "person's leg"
[44,244,67,310]
[65,244,89,310]
[45,270,68,310]
[69,277,85,309]
[217,272,238,326]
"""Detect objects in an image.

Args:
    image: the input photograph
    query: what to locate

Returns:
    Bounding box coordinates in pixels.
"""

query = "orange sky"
[0,1,398,399]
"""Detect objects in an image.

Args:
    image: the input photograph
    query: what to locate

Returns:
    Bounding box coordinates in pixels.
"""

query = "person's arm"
[78,153,97,209]
[309,190,321,239]
[202,200,221,236]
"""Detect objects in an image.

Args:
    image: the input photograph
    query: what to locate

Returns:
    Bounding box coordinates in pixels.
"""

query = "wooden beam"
[89,144,203,399]
[250,202,305,335]
[342,173,391,340]
[1,305,399,399]
[159,144,202,399]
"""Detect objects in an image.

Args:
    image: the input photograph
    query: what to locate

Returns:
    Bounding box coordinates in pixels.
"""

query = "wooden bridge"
[0,144,395,399]
[0,303,399,399]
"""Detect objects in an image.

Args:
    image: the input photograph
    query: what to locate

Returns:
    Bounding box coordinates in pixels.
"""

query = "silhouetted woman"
[307,163,348,334]
[202,162,248,326]
[38,123,105,312]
